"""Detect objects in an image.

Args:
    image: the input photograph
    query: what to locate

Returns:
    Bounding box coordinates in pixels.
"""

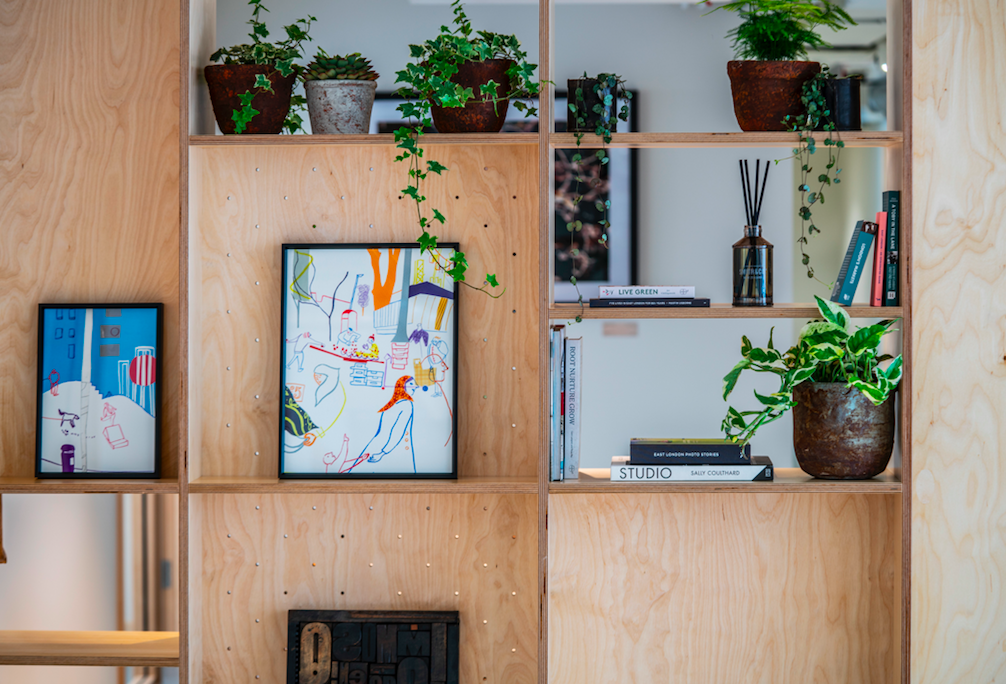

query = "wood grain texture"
[0,0,180,478]
[549,131,904,149]
[190,145,539,479]
[910,1,1006,682]
[195,493,538,684]
[189,475,537,494]
[190,133,538,146]
[0,477,178,494]
[550,467,902,493]
[0,630,179,667]
[549,493,901,684]
[550,303,904,320]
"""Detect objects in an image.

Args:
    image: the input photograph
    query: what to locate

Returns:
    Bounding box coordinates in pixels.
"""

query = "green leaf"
[427,160,448,175]
[485,273,499,288]
[432,208,446,224]
[814,295,851,332]
[417,231,438,253]
[723,358,752,400]
[253,73,274,92]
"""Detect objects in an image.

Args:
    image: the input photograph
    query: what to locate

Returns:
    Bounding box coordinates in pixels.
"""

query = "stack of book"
[550,325,582,481]
[589,286,710,309]
[830,190,901,307]
[609,439,774,482]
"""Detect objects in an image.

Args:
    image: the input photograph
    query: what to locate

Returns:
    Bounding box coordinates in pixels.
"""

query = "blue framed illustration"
[279,244,459,479]
[35,303,163,478]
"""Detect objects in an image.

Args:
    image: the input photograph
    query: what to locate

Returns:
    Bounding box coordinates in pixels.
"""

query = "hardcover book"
[588,298,710,308]
[883,191,900,306]
[629,438,751,465]
[610,456,773,482]
[599,286,696,299]
[830,221,877,306]
[871,211,888,307]
[563,337,582,480]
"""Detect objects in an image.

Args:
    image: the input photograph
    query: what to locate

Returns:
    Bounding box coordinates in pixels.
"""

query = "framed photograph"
[280,244,459,479]
[36,304,163,478]
[370,91,638,302]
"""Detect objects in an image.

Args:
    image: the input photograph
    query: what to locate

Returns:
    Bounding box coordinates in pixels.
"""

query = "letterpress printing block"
[430,624,446,682]
[332,623,363,661]
[398,629,430,657]
[446,625,459,684]
[337,661,349,684]
[361,623,377,662]
[377,624,397,663]
[299,623,332,684]
[348,662,368,684]
[397,657,429,684]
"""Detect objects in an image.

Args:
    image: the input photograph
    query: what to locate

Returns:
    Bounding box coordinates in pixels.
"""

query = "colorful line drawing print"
[37,305,160,476]
[280,245,458,477]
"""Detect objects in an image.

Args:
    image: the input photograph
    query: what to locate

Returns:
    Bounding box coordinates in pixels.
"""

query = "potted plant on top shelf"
[722,296,902,479]
[392,0,543,299]
[705,0,856,132]
[205,0,315,135]
[302,51,379,135]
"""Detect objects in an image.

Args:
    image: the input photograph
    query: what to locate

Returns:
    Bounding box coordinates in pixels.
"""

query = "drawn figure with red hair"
[348,375,417,473]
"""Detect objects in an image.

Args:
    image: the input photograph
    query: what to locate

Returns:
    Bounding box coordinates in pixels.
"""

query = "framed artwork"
[35,304,163,478]
[280,244,459,479]
[370,92,638,302]
[286,609,460,684]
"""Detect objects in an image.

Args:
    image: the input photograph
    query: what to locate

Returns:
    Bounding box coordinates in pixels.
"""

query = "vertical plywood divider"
[548,493,901,684]
[0,0,181,479]
[198,493,538,682]
[191,145,539,479]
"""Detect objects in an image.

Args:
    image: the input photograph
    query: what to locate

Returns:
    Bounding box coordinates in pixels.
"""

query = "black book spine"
[588,298,711,308]
[883,191,900,306]
[629,443,751,465]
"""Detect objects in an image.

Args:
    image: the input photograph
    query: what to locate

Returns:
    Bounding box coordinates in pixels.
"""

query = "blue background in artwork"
[42,308,158,408]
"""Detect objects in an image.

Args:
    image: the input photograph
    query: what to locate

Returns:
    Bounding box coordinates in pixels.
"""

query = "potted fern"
[722,296,902,479]
[303,51,379,134]
[205,0,314,134]
[705,0,855,132]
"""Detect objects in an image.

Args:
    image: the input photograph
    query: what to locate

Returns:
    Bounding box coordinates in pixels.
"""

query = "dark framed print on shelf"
[35,304,163,478]
[370,91,638,302]
[280,244,459,479]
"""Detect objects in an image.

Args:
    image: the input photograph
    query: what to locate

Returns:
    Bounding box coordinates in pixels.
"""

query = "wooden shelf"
[189,133,539,146]
[549,303,904,320]
[0,630,180,667]
[549,131,904,149]
[549,468,902,493]
[189,475,539,494]
[0,477,179,494]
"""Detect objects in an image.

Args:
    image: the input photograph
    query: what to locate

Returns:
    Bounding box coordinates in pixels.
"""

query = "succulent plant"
[302,50,379,82]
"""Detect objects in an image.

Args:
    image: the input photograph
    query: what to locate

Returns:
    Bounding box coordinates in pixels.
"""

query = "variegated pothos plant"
[722,295,903,445]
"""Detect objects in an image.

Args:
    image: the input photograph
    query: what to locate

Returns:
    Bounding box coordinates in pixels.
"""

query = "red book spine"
[872,211,888,306]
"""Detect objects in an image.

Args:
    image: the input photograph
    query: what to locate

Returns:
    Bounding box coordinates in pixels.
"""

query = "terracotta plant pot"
[792,382,896,479]
[204,64,297,135]
[727,60,821,132]
[306,80,378,134]
[430,59,513,134]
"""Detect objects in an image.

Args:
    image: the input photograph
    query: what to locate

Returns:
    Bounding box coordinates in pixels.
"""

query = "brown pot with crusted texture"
[205,64,296,135]
[792,382,896,479]
[430,59,513,133]
[727,60,821,132]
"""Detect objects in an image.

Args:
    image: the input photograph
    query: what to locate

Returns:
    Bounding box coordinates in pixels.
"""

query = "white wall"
[215,0,895,468]
[0,494,119,684]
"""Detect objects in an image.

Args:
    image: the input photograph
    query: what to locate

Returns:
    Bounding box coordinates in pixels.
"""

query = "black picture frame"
[35,303,163,479]
[279,243,460,480]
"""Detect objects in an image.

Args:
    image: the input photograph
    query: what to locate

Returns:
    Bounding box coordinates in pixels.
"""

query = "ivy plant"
[565,73,630,320]
[209,0,315,134]
[721,295,902,445]
[706,0,855,62]
[393,0,543,297]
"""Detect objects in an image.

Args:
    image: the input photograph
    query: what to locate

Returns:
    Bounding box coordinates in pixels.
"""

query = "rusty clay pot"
[430,59,513,133]
[204,64,296,135]
[306,80,377,134]
[792,382,896,479]
[727,60,821,132]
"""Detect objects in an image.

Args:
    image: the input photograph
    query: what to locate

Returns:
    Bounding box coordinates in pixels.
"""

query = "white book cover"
[550,327,564,481]
[609,456,773,482]
[599,286,695,299]
[563,337,582,479]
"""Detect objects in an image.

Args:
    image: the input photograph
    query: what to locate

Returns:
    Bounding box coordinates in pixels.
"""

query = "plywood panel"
[910,2,1006,682]
[549,493,901,684]
[196,492,538,683]
[0,0,180,478]
[0,630,179,667]
[191,145,539,479]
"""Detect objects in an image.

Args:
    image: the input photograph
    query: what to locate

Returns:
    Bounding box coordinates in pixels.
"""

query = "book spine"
[563,338,581,479]
[559,333,565,481]
[549,328,562,481]
[610,463,773,482]
[837,223,876,305]
[883,191,900,306]
[599,286,696,299]
[830,221,864,302]
[588,298,711,308]
[871,212,888,307]
[629,443,750,465]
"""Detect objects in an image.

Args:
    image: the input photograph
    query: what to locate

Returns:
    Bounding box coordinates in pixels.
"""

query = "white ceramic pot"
[305,80,378,134]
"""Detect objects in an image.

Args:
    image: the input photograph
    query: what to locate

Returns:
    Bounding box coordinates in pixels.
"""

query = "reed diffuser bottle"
[733,159,773,307]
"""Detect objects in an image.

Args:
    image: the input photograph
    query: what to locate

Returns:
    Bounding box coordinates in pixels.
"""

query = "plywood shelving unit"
[0,0,916,680]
